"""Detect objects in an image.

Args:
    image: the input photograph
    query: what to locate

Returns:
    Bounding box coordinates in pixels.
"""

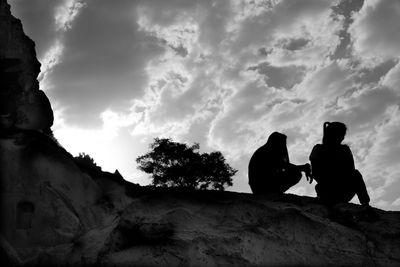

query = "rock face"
[3,181,400,266]
[1,0,400,266]
[0,133,103,248]
[0,0,102,262]
[0,0,53,130]
[94,191,400,267]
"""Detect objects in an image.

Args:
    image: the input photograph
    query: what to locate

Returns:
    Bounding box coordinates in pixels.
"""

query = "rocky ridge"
[0,0,53,131]
[1,0,400,266]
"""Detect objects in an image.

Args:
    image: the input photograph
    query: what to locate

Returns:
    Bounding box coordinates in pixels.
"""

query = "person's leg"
[250,180,269,194]
[279,164,302,192]
[315,183,336,205]
[250,182,261,194]
[353,170,370,206]
[315,183,355,205]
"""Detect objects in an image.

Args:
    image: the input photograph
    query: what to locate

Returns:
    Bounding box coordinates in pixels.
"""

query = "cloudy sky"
[10,0,400,210]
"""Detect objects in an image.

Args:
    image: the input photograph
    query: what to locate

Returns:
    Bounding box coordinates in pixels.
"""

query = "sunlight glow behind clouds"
[10,0,400,210]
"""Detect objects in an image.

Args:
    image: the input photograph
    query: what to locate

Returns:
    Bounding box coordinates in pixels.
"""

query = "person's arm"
[291,163,312,183]
[302,163,312,183]
[342,145,355,172]
[309,145,323,183]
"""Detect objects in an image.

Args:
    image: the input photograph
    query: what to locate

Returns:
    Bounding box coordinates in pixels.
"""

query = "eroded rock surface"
[94,191,400,267]
[0,0,53,131]
[0,0,102,263]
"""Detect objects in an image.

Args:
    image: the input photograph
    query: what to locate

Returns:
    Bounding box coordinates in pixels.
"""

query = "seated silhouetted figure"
[309,122,370,206]
[248,132,310,194]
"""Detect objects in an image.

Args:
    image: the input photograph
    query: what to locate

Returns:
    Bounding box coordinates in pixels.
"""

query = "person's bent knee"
[250,183,263,194]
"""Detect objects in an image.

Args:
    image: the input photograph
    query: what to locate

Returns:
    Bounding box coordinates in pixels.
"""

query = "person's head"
[322,122,347,145]
[267,132,287,147]
[265,132,289,159]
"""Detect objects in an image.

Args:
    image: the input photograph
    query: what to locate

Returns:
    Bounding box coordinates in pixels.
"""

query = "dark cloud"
[279,38,309,51]
[332,0,364,18]
[382,61,400,89]
[209,80,282,154]
[248,62,306,89]
[298,61,354,99]
[135,0,198,27]
[330,0,364,59]
[355,59,398,84]
[46,0,165,127]
[196,0,233,50]
[169,44,188,57]
[324,86,400,133]
[136,0,233,55]
[230,0,333,54]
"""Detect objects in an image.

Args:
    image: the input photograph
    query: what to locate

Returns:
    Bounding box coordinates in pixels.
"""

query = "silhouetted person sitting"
[248,132,311,194]
[309,122,370,206]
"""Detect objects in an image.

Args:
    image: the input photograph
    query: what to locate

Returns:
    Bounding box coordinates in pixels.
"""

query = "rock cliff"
[0,0,53,131]
[1,0,400,266]
[0,0,101,263]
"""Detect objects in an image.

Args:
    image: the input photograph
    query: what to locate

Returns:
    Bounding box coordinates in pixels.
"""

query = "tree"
[136,138,236,190]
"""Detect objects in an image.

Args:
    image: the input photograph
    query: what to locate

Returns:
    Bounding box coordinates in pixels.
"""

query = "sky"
[10,0,400,210]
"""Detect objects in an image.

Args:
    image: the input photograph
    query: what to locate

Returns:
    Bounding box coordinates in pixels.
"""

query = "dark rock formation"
[0,132,104,248]
[0,0,102,262]
[0,0,53,131]
[1,0,400,266]
[98,191,400,267]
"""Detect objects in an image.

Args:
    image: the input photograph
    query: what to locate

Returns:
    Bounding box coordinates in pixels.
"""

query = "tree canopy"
[136,138,236,190]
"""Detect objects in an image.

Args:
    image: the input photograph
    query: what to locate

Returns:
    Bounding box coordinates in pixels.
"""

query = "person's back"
[309,122,370,206]
[249,132,310,194]
[310,143,354,185]
[248,145,282,192]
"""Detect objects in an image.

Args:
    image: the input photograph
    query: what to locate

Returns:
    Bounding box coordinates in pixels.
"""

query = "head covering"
[265,132,289,162]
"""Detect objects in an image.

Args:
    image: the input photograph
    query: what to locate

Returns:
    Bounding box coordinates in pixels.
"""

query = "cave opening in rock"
[16,201,35,229]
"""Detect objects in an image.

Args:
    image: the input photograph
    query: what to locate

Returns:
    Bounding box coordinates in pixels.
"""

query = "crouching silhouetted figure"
[248,132,311,194]
[309,122,370,206]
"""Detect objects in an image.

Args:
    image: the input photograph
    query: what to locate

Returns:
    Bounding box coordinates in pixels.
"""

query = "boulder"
[0,0,53,131]
[0,132,103,261]
[0,0,102,261]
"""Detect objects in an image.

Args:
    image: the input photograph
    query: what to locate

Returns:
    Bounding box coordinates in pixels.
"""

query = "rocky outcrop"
[21,189,400,266]
[105,192,395,267]
[0,132,104,248]
[0,0,53,131]
[0,0,102,261]
[1,0,400,266]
